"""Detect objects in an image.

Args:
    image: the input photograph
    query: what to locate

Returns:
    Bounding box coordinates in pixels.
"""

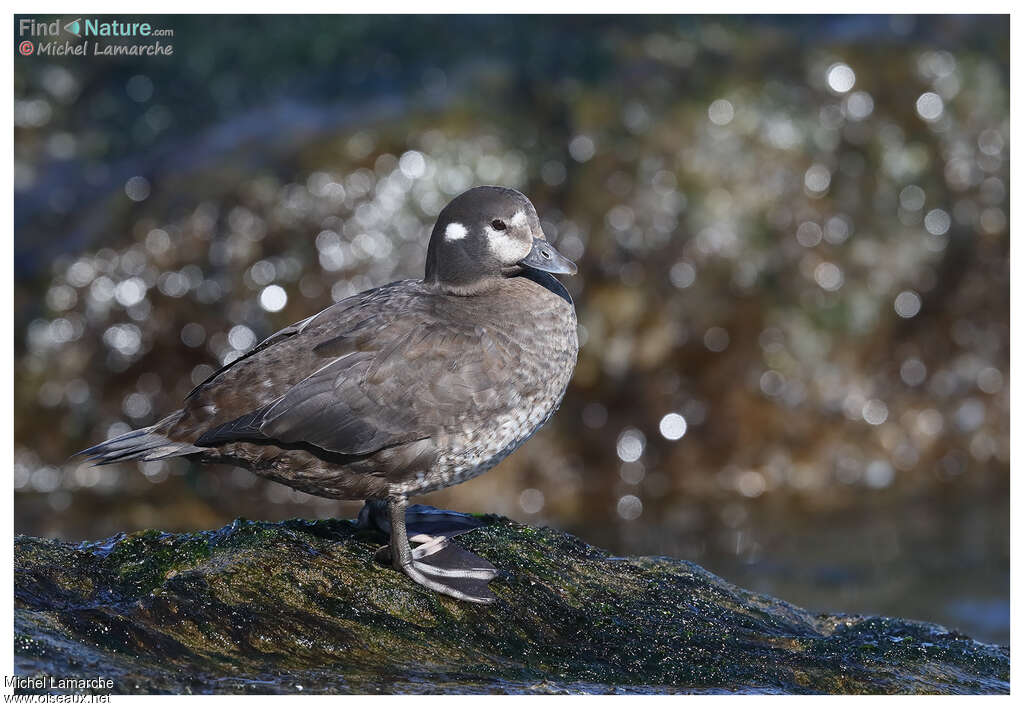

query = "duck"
[79,185,579,604]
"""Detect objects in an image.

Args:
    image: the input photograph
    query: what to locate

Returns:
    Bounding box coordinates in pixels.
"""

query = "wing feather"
[190,286,522,459]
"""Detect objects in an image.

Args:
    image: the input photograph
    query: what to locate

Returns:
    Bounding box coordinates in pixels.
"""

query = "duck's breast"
[395,276,578,494]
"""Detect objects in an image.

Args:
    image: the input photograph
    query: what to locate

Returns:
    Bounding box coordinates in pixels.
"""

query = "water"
[570,486,1009,646]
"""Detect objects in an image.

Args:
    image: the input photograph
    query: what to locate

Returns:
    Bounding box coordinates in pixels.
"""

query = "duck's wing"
[177,282,412,438]
[183,312,320,401]
[192,292,522,458]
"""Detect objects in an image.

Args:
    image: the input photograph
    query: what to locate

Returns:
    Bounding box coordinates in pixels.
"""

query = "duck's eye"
[491,219,507,231]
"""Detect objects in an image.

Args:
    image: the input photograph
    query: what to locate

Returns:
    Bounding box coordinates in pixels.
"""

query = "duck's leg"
[358,499,498,588]
[358,499,488,539]
[386,496,497,604]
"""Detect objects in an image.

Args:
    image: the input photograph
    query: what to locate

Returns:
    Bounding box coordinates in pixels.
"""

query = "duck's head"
[425,186,577,294]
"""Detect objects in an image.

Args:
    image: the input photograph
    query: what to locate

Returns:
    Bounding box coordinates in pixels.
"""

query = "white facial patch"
[485,225,531,264]
[445,222,467,241]
[510,210,528,228]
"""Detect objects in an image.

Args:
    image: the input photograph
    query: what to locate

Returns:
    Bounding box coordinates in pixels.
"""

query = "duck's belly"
[393,387,566,496]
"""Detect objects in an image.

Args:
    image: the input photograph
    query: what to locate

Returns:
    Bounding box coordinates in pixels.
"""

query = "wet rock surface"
[14,515,1009,694]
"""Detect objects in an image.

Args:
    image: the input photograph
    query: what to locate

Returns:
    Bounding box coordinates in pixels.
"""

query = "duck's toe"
[401,555,497,604]
[412,536,499,580]
[374,536,497,577]
[409,537,498,602]
[377,536,498,603]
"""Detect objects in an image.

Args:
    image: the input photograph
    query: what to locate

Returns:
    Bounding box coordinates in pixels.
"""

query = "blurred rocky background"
[14,15,1009,643]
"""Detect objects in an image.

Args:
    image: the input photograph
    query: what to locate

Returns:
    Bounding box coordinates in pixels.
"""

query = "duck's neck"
[426,275,508,297]
[427,269,572,304]
[516,268,573,305]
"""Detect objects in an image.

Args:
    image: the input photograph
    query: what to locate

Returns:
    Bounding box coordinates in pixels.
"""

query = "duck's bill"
[518,239,578,275]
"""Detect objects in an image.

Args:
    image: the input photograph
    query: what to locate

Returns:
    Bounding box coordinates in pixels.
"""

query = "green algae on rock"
[14,516,1009,694]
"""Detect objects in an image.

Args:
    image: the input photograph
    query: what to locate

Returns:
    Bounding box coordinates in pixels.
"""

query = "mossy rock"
[14,516,1009,694]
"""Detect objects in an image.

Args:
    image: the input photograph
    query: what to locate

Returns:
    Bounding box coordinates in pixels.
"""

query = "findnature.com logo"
[16,17,175,57]
[18,18,172,38]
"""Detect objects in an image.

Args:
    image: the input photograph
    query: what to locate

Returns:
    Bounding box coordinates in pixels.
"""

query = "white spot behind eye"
[445,222,467,241]
[510,210,528,228]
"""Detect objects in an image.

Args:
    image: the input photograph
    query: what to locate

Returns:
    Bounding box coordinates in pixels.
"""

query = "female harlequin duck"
[81,186,579,604]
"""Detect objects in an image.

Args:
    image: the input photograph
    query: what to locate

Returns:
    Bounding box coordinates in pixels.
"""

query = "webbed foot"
[360,498,498,604]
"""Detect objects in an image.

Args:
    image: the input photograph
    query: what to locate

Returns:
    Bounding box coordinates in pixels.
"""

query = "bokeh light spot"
[568,135,595,162]
[900,358,928,386]
[915,92,944,121]
[519,488,544,514]
[616,428,646,462]
[804,164,832,196]
[894,290,922,318]
[228,324,256,352]
[924,209,951,235]
[704,326,730,352]
[814,262,843,291]
[616,494,643,520]
[845,91,874,120]
[659,413,687,440]
[796,221,823,247]
[670,261,696,288]
[124,176,151,202]
[865,460,894,488]
[708,99,735,126]
[826,63,856,93]
[862,399,889,425]
[259,284,288,312]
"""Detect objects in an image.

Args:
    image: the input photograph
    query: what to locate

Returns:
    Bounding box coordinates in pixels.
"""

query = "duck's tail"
[77,412,204,465]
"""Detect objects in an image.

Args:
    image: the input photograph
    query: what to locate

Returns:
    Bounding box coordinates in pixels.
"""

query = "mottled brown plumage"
[81,186,579,603]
